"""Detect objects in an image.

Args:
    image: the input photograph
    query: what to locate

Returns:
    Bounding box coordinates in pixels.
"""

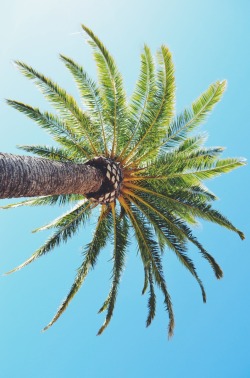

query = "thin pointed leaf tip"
[2,24,245,339]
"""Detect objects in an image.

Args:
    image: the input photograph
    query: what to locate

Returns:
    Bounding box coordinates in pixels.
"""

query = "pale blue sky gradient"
[0,1,249,377]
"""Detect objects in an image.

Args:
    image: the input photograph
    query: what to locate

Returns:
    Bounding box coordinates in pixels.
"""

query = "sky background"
[0,0,249,377]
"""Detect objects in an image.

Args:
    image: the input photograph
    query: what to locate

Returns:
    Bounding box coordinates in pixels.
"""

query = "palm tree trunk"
[0,153,104,199]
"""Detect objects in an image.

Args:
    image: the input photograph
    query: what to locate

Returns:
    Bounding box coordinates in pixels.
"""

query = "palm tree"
[0,25,245,337]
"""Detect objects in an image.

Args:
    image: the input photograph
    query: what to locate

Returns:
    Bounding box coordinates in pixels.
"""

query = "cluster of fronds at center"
[2,25,245,337]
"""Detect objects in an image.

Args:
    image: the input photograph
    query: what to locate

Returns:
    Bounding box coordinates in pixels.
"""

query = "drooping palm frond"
[5,200,94,274]
[4,25,245,337]
[43,206,112,331]
[146,265,157,327]
[97,203,129,334]
[0,194,83,209]
[119,196,175,337]
[125,192,207,302]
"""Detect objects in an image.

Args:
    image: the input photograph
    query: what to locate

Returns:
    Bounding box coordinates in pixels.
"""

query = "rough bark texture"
[0,153,104,199]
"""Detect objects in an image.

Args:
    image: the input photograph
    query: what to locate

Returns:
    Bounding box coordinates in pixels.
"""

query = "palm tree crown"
[2,25,245,337]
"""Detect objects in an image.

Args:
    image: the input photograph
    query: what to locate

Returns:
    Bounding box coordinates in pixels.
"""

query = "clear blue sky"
[0,1,249,377]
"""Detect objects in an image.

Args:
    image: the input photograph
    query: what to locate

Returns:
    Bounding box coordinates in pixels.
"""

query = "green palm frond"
[142,267,149,295]
[0,194,83,209]
[122,45,175,165]
[14,62,101,155]
[148,147,225,177]
[135,80,226,164]
[43,206,112,331]
[118,45,157,160]
[60,54,108,155]
[7,100,93,158]
[127,193,207,302]
[32,198,90,233]
[17,144,83,162]
[164,80,227,148]
[4,25,245,337]
[129,45,156,124]
[146,265,156,327]
[119,196,174,337]
[173,133,209,154]
[97,203,129,334]
[184,185,217,202]
[82,24,127,157]
[5,200,93,274]
[155,45,176,127]
[127,181,243,239]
